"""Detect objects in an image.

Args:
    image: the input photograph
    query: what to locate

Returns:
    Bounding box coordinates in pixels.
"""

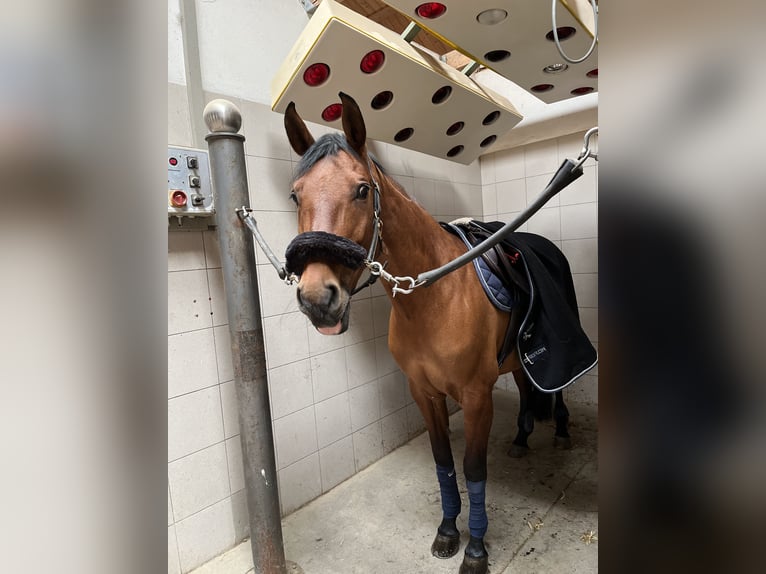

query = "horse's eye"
[355,183,370,200]
[289,191,299,206]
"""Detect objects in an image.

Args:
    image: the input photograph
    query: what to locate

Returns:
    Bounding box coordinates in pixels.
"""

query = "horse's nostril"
[325,282,339,307]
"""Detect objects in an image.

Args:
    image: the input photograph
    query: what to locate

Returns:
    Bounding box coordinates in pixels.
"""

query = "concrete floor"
[192,390,598,574]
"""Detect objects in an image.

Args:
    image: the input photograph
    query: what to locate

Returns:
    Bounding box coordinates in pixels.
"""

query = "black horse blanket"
[443,220,597,393]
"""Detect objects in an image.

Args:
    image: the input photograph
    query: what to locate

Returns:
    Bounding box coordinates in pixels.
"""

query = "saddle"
[442,219,597,392]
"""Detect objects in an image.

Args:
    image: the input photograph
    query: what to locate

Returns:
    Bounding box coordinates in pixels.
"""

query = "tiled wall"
[168,82,597,573]
[480,134,599,404]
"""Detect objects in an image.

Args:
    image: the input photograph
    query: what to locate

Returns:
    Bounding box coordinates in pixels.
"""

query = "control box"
[168,146,214,219]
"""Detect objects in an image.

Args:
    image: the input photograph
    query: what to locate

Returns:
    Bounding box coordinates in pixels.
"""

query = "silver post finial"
[203,99,242,134]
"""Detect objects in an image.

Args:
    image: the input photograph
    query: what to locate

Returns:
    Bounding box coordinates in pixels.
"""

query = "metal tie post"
[203,99,286,574]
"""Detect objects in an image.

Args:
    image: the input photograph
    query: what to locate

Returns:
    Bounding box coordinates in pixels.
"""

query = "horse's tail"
[530,386,553,421]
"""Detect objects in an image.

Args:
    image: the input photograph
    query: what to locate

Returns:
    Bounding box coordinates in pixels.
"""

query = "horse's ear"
[284,101,315,156]
[339,92,367,156]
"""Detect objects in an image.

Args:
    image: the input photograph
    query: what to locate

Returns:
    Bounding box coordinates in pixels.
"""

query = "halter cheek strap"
[350,159,383,295]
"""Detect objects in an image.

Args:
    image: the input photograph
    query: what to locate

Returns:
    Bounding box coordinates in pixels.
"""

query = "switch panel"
[168,146,214,218]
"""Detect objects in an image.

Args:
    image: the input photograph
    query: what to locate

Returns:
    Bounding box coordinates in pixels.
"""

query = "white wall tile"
[527,207,561,241]
[279,453,322,515]
[349,380,380,432]
[381,407,408,454]
[343,297,375,345]
[561,203,598,240]
[263,312,310,369]
[379,371,407,417]
[375,336,399,377]
[526,173,560,206]
[220,380,239,439]
[406,401,426,438]
[381,140,415,177]
[168,270,212,335]
[230,488,250,542]
[345,340,377,389]
[319,435,355,492]
[252,211,298,266]
[524,139,559,177]
[202,230,222,269]
[241,100,292,161]
[168,442,230,521]
[213,325,234,383]
[572,273,598,308]
[247,156,294,212]
[496,179,526,214]
[257,264,299,317]
[168,525,181,574]
[315,392,352,449]
[434,180,455,216]
[579,307,598,343]
[371,295,391,337]
[560,165,597,206]
[168,231,206,272]
[557,131,587,165]
[482,183,497,218]
[207,268,228,327]
[562,238,598,273]
[311,348,348,402]
[168,329,219,398]
[480,154,495,185]
[274,405,317,469]
[493,147,524,182]
[448,158,481,185]
[306,320,346,356]
[225,436,245,493]
[412,178,436,214]
[457,183,483,216]
[168,386,224,462]
[269,358,314,420]
[175,498,236,572]
[353,421,384,471]
[396,175,415,197]
[496,210,528,232]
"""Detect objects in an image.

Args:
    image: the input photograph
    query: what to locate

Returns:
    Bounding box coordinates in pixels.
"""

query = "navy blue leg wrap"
[466,479,488,539]
[436,464,461,519]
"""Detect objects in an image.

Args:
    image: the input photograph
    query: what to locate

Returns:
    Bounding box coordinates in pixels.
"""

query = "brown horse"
[283,92,571,574]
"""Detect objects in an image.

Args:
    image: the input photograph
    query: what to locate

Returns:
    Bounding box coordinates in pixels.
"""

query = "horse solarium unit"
[271,0,522,164]
[381,1,598,104]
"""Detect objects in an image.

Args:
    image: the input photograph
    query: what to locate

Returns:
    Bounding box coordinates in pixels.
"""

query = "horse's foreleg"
[553,390,572,449]
[460,390,493,574]
[411,388,462,559]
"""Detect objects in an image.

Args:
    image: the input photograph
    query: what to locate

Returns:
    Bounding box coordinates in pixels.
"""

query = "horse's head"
[284,92,378,335]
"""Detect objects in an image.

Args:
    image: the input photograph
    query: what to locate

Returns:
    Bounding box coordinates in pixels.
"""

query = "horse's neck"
[376,176,462,283]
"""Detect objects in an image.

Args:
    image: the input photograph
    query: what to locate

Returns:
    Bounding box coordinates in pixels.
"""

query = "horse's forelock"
[292,134,361,182]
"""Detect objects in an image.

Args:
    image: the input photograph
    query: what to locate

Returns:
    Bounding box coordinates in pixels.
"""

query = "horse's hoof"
[553,435,572,449]
[459,553,489,574]
[508,443,529,458]
[459,536,488,574]
[431,531,460,559]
